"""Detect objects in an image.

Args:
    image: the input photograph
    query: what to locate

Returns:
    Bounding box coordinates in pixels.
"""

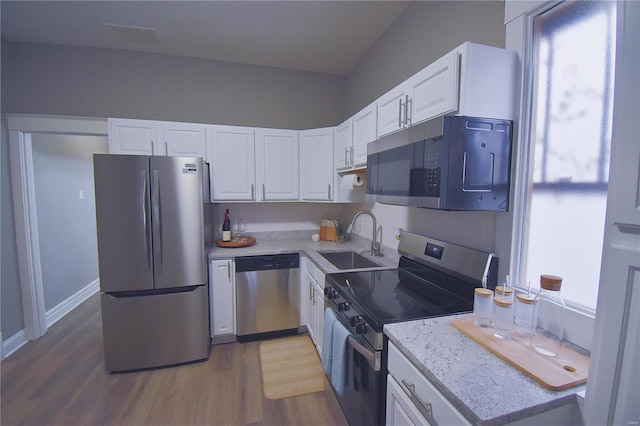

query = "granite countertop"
[208,230,399,274]
[384,315,586,426]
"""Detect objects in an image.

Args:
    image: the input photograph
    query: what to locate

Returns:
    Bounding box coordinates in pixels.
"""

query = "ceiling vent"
[104,23,160,45]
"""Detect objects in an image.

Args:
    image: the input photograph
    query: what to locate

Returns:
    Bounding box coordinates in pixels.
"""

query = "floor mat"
[259,335,325,400]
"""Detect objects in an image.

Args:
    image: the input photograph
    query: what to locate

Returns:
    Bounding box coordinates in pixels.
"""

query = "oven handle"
[347,335,381,372]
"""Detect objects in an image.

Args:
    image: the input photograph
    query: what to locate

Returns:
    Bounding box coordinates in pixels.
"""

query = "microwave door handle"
[347,335,381,371]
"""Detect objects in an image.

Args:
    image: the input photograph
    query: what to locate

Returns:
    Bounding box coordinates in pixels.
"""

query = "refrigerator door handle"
[141,170,152,272]
[152,169,163,271]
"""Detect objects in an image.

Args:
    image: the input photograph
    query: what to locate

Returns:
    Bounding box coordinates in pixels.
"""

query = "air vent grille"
[104,23,160,45]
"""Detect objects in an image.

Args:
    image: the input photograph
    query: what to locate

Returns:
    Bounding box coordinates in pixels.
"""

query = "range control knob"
[324,287,338,299]
[349,316,367,333]
[338,302,351,312]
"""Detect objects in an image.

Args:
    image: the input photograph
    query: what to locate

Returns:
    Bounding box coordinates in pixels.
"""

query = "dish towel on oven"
[321,308,337,376]
[330,319,351,396]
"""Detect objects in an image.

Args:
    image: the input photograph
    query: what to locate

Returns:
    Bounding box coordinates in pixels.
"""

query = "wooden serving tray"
[215,236,256,248]
[450,316,589,391]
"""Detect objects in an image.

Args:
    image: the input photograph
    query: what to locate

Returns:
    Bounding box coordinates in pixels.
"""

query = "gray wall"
[31,134,108,310]
[2,41,345,129]
[345,1,506,116]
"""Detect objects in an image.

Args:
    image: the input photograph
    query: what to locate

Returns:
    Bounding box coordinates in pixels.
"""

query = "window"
[520,0,616,311]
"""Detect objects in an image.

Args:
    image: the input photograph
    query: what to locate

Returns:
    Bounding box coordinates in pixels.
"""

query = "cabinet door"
[208,125,256,201]
[351,104,376,167]
[209,259,236,337]
[163,122,207,158]
[314,271,325,355]
[300,128,334,201]
[108,118,162,155]
[376,83,409,138]
[386,374,429,426]
[255,129,299,201]
[335,119,352,170]
[306,271,317,344]
[409,51,459,126]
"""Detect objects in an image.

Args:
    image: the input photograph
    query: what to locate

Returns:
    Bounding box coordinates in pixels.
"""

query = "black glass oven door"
[329,324,385,426]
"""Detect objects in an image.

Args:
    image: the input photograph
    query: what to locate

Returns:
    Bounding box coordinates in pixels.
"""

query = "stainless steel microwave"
[366,115,513,211]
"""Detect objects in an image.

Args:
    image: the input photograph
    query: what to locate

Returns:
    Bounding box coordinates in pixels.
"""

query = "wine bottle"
[222,209,231,242]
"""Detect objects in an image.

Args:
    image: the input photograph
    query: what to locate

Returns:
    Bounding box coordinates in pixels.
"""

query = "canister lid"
[493,297,514,307]
[540,274,563,291]
[495,285,514,295]
[516,293,538,304]
[475,288,493,297]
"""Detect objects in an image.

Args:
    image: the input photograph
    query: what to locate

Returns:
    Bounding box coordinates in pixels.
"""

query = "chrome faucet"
[347,210,382,257]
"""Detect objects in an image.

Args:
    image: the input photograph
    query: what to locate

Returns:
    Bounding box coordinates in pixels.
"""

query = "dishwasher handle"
[235,253,300,272]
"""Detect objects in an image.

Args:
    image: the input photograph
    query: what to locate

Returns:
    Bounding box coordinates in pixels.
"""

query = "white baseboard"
[46,278,100,328]
[2,329,28,360]
[2,279,100,360]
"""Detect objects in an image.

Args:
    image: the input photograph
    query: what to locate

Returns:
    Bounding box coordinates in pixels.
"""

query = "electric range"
[323,232,498,426]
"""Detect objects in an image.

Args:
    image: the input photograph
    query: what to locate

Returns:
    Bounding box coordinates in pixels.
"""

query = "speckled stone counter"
[384,315,586,425]
[208,231,399,274]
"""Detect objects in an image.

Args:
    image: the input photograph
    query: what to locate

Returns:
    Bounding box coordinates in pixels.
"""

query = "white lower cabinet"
[303,257,325,355]
[387,342,470,426]
[209,259,236,340]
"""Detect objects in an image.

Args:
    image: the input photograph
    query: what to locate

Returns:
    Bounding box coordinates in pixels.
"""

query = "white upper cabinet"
[207,125,256,202]
[163,122,207,158]
[409,51,459,126]
[376,42,516,138]
[351,103,376,167]
[255,128,299,201]
[300,127,334,201]
[109,118,207,158]
[335,118,352,170]
[376,83,410,138]
[336,103,376,171]
[108,118,162,155]
[456,42,517,121]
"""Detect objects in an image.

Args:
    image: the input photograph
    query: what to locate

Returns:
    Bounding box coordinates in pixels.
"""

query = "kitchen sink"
[318,250,382,270]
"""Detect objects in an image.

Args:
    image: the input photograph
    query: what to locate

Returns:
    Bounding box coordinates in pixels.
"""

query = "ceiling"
[1,1,411,75]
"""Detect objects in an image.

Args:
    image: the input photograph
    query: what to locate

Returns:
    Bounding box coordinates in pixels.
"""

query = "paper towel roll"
[340,173,364,189]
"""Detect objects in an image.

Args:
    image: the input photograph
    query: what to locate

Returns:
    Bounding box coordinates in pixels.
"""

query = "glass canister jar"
[531,274,565,357]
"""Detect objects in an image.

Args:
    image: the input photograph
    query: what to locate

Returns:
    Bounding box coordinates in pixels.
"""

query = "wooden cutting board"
[450,316,589,391]
[215,236,256,248]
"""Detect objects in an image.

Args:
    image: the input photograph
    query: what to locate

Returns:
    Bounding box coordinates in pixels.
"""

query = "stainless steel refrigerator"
[93,154,211,372]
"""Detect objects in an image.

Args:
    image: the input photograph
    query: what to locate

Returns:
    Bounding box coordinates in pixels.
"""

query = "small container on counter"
[515,293,538,336]
[531,274,565,357]
[492,296,514,339]
[495,285,515,301]
[473,288,493,327]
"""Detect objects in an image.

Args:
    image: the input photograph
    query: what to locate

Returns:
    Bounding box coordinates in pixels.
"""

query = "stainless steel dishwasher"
[235,253,300,341]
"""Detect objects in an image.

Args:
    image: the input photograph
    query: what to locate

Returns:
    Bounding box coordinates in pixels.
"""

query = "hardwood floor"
[1,294,348,425]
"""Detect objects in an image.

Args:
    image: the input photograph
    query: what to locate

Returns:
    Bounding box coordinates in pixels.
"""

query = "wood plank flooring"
[1,294,348,426]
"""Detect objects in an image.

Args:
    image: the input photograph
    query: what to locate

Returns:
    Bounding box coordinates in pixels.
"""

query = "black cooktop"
[326,257,474,331]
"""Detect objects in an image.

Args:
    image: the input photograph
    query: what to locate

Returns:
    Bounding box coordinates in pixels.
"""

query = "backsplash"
[213,202,498,255]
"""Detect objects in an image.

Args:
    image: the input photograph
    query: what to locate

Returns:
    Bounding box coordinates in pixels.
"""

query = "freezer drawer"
[101,285,209,372]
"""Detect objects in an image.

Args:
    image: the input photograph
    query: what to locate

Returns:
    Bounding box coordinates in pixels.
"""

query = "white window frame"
[502,0,610,351]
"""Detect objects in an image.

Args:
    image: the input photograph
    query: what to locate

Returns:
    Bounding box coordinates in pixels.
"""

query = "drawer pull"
[401,379,438,426]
